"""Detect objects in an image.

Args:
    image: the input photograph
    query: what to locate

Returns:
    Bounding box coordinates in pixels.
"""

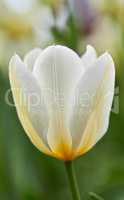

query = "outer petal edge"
[9,55,53,157]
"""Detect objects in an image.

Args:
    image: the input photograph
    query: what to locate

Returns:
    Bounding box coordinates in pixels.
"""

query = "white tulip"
[9,45,115,160]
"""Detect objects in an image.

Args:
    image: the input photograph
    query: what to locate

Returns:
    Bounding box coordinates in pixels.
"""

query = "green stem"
[89,192,104,200]
[65,161,81,200]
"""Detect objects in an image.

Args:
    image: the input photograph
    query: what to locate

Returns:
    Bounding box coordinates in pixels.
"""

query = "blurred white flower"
[31,6,54,47]
[0,1,54,72]
[9,45,115,160]
[55,5,68,30]
[4,0,37,14]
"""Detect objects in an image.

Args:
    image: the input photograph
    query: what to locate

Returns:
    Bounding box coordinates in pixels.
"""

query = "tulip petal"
[70,53,115,156]
[24,48,42,72]
[81,45,97,69]
[9,54,52,156]
[33,45,84,159]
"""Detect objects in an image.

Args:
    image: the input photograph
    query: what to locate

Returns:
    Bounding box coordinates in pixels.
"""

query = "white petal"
[81,45,97,69]
[9,54,52,156]
[33,45,84,159]
[70,52,115,154]
[24,48,42,72]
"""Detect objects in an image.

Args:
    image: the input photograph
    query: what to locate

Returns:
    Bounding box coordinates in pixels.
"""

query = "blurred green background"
[0,0,123,199]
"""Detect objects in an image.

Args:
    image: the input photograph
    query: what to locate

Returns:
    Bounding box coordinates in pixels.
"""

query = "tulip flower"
[9,45,115,200]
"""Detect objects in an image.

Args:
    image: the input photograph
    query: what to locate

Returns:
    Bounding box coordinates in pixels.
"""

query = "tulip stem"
[65,161,81,200]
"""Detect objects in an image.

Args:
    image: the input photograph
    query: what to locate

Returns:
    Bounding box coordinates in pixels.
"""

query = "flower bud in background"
[9,45,115,160]
[68,0,98,35]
